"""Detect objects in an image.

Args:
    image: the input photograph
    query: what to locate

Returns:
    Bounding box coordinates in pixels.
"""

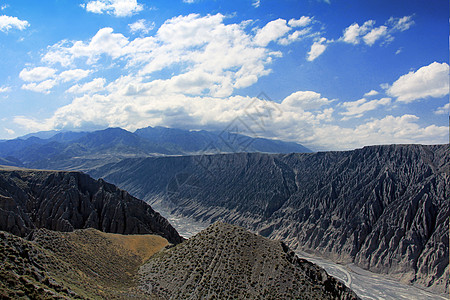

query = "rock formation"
[91,144,449,293]
[0,168,183,244]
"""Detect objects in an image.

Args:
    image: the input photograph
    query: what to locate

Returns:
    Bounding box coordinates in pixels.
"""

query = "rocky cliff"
[139,222,359,299]
[90,144,449,293]
[0,168,183,244]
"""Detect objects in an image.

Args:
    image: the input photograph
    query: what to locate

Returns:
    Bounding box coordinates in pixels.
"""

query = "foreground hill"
[0,167,183,244]
[0,228,168,299]
[0,127,311,170]
[1,224,359,299]
[140,222,359,299]
[90,144,449,293]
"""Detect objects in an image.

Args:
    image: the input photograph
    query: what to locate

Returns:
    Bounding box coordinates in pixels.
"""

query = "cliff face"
[90,144,449,293]
[139,222,359,300]
[0,168,183,244]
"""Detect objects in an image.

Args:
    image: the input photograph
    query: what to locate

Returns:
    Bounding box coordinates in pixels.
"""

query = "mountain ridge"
[0,167,183,244]
[0,126,311,171]
[89,143,449,293]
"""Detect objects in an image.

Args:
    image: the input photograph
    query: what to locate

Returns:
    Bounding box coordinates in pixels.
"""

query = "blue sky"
[0,0,448,150]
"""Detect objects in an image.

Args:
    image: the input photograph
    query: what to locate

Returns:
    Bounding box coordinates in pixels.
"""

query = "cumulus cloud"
[282,91,332,110]
[363,26,387,46]
[129,19,154,34]
[387,62,449,103]
[307,37,327,61]
[19,67,91,93]
[0,15,29,32]
[13,13,446,150]
[364,90,379,97]
[311,115,448,150]
[19,67,57,82]
[278,28,311,45]
[288,16,312,27]
[82,0,143,17]
[22,79,57,94]
[59,69,92,82]
[340,16,413,46]
[340,97,391,119]
[67,78,106,94]
[254,19,291,46]
[434,103,449,115]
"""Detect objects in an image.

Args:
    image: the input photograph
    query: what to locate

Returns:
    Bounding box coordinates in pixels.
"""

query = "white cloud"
[363,25,387,46]
[1,5,9,10]
[252,0,260,8]
[387,62,449,103]
[282,91,332,110]
[288,16,312,27]
[340,97,391,119]
[278,28,311,45]
[341,20,374,45]
[0,86,11,93]
[0,15,29,32]
[43,27,129,66]
[67,78,106,94]
[434,103,449,115]
[59,69,92,82]
[13,14,446,150]
[21,79,57,94]
[364,90,379,97]
[129,19,154,34]
[388,15,414,32]
[311,115,448,150]
[4,128,14,135]
[183,0,195,3]
[83,0,143,17]
[19,67,57,82]
[254,19,291,46]
[340,16,413,47]
[307,37,327,61]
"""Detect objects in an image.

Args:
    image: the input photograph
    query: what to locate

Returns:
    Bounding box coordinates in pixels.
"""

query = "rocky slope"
[139,222,359,299]
[90,144,449,293]
[0,228,168,299]
[0,167,183,244]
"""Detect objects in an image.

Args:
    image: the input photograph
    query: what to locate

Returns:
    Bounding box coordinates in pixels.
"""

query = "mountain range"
[88,144,449,293]
[0,167,359,299]
[0,126,311,171]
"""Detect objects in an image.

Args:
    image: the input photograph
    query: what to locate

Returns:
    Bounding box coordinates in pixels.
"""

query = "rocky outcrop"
[139,222,359,299]
[0,168,183,244]
[91,144,449,293]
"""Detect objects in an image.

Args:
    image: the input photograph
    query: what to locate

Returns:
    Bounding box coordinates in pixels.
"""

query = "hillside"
[90,144,449,293]
[0,228,168,299]
[139,222,359,299]
[0,167,183,244]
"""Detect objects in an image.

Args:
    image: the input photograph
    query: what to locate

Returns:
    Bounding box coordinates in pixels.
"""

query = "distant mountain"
[89,144,449,294]
[140,222,359,299]
[0,126,311,170]
[135,126,311,154]
[0,167,183,244]
[17,130,61,140]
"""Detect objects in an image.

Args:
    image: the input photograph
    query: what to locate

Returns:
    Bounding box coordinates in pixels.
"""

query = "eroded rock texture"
[91,144,449,293]
[0,169,183,244]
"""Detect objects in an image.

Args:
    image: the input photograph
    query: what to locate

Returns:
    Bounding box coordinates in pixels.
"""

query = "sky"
[0,0,448,150]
